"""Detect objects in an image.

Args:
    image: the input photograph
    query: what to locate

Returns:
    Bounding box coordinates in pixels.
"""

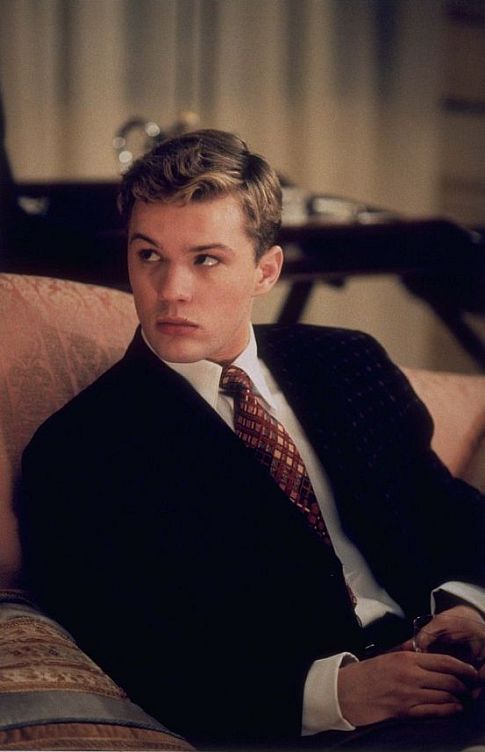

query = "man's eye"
[138,249,160,262]
[195,254,219,267]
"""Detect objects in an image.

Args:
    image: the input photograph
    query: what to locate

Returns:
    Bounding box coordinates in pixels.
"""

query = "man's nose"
[156,265,192,302]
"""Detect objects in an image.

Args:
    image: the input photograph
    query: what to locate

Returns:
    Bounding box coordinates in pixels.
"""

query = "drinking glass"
[413,614,485,669]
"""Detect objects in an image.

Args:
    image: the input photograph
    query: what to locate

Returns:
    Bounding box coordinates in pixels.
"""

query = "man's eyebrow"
[128,234,235,255]
[128,232,159,246]
[188,244,235,255]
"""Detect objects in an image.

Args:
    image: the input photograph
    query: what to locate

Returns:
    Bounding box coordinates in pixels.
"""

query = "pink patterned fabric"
[0,274,138,585]
[403,367,485,490]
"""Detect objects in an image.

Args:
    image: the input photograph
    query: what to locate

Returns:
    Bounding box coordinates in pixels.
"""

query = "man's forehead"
[128,195,255,247]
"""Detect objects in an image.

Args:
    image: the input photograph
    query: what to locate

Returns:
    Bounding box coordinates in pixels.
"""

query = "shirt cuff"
[431,581,485,616]
[302,653,358,735]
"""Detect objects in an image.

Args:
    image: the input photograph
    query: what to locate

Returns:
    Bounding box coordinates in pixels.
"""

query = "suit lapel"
[255,325,358,483]
[254,324,382,551]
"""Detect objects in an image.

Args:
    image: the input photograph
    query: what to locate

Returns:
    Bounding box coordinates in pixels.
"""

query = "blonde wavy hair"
[118,129,282,260]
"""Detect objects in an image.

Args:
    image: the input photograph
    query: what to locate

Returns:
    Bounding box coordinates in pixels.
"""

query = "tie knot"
[220,365,252,397]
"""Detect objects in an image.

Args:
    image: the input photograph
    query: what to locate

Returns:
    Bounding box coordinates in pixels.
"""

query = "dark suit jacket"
[19,325,484,747]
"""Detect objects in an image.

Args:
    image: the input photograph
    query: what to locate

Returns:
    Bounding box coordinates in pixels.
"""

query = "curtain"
[0,0,444,215]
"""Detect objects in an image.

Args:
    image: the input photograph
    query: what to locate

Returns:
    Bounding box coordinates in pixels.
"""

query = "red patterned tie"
[221,366,333,544]
[220,365,357,608]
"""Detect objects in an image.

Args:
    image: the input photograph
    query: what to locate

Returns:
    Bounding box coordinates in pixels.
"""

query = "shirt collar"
[232,328,275,409]
[141,326,276,411]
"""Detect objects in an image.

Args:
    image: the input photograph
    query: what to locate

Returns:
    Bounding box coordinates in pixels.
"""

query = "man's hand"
[400,605,485,655]
[338,651,478,727]
[400,605,485,702]
[429,605,484,625]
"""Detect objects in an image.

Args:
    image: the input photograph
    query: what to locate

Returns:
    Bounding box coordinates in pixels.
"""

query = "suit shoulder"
[255,322,430,433]
[255,322,380,343]
[24,356,138,456]
[255,323,389,362]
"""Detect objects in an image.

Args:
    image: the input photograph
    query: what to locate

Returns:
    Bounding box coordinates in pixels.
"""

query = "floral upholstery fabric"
[0,273,138,478]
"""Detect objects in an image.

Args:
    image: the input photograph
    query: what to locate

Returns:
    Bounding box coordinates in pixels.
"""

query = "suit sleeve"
[331,331,485,612]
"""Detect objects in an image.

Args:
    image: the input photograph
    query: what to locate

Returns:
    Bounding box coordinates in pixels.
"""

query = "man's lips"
[155,317,199,335]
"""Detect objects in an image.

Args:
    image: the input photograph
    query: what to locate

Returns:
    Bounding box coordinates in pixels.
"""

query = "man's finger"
[417,652,479,682]
[419,669,473,696]
[408,701,464,719]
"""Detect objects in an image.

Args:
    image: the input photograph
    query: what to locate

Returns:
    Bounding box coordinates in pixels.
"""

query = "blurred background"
[0,0,484,372]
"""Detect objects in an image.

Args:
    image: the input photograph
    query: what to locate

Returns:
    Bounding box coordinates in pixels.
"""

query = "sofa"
[0,272,484,749]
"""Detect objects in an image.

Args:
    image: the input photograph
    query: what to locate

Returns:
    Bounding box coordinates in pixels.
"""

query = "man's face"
[127,195,283,364]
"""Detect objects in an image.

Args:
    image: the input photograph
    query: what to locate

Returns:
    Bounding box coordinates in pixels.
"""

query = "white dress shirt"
[144,328,485,735]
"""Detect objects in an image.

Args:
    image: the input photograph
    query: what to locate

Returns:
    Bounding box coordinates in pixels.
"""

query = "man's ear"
[254,245,284,296]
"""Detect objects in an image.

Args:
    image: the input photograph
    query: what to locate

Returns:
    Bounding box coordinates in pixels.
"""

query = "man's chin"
[151,340,208,365]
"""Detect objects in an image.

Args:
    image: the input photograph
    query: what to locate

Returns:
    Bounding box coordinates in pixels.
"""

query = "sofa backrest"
[402,366,485,492]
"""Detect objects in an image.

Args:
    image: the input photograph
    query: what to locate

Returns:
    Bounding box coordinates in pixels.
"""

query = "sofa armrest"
[0,590,193,750]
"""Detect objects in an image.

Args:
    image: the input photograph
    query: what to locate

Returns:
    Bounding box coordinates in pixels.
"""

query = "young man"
[20,130,484,749]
